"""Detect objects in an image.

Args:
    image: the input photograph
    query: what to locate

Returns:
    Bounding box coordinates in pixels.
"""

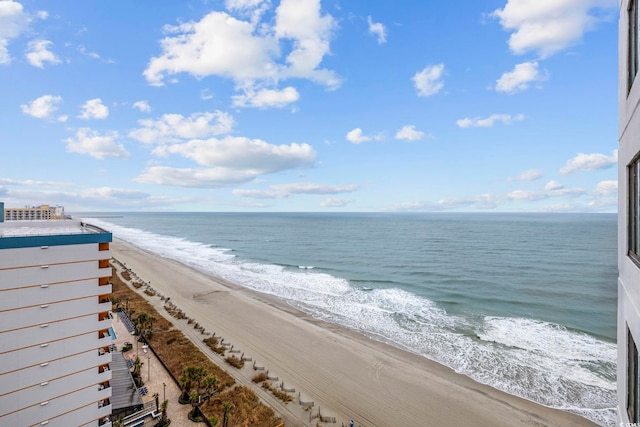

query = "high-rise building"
[620,1,640,425]
[0,203,114,427]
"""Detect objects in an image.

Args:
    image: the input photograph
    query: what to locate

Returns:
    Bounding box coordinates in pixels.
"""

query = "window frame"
[629,155,640,266]
[629,327,640,423]
[630,0,640,93]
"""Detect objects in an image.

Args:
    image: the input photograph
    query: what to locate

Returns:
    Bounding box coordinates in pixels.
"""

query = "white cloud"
[137,166,260,188]
[78,98,109,120]
[560,149,618,174]
[395,125,425,141]
[412,63,445,97]
[545,180,564,191]
[129,111,234,144]
[320,197,353,207]
[346,128,371,144]
[144,0,339,106]
[225,0,269,11]
[25,39,60,68]
[232,86,299,108]
[20,94,62,119]
[77,45,114,63]
[144,11,277,86]
[161,136,316,172]
[133,100,151,113]
[274,0,338,85]
[367,16,386,44]
[233,182,359,198]
[510,169,543,181]
[0,0,31,64]
[495,61,546,94]
[593,180,617,197]
[491,0,614,58]
[200,89,214,100]
[0,177,72,187]
[387,182,587,212]
[225,0,270,21]
[64,128,130,159]
[78,45,100,59]
[86,187,150,200]
[457,113,525,128]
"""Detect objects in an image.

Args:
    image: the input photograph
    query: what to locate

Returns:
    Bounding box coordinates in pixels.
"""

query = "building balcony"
[98,384,112,401]
[98,364,111,381]
[97,400,112,419]
[98,318,112,331]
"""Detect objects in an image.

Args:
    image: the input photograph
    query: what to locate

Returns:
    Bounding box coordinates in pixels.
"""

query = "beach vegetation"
[202,386,282,426]
[225,355,245,369]
[204,337,227,355]
[260,383,293,403]
[135,312,157,341]
[252,372,268,383]
[132,356,144,387]
[155,399,171,427]
[179,366,206,403]
[222,402,233,427]
[164,305,187,319]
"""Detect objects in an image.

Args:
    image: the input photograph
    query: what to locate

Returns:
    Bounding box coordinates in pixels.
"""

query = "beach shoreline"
[111,237,598,427]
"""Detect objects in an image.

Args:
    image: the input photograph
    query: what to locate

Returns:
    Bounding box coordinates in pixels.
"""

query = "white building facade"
[0,212,114,427]
[620,0,640,424]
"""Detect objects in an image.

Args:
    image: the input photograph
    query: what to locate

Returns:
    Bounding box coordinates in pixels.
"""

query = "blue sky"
[0,0,619,212]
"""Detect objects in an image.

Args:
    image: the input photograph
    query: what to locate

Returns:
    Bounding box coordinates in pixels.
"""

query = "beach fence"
[309,406,336,424]
[298,392,314,408]
[280,381,294,393]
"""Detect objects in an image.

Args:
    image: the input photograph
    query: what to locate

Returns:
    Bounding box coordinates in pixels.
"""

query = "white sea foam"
[90,218,617,426]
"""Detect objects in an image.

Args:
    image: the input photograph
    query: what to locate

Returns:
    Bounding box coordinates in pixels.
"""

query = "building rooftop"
[0,219,109,238]
[0,219,112,249]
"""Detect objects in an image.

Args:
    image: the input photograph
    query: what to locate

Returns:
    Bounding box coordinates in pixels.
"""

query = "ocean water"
[83,212,618,425]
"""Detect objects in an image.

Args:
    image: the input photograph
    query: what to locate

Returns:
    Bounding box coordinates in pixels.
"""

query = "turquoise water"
[84,212,617,425]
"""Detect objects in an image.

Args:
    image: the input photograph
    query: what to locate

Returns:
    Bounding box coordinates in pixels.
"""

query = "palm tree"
[222,402,234,427]
[153,392,159,412]
[158,399,170,427]
[134,313,156,341]
[208,416,219,427]
[201,375,218,400]
[132,356,144,387]
[179,366,207,403]
[187,391,203,421]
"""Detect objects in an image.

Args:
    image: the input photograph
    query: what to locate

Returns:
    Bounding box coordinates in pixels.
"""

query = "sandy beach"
[111,238,596,427]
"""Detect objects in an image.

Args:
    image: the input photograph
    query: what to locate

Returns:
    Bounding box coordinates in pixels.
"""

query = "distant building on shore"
[620,1,640,425]
[0,202,114,427]
[4,204,67,221]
